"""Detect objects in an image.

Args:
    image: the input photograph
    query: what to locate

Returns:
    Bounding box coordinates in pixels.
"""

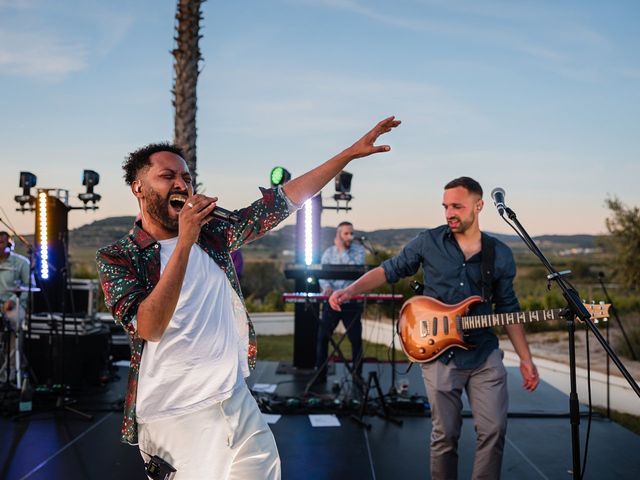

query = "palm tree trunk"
[172,0,205,191]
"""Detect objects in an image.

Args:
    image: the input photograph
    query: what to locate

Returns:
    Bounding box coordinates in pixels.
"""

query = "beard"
[448,211,475,233]
[145,187,179,232]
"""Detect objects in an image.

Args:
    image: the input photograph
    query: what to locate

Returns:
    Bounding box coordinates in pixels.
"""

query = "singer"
[315,221,366,383]
[329,176,539,479]
[96,116,400,479]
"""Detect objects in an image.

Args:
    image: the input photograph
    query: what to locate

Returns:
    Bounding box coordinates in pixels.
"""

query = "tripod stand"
[303,297,366,396]
[357,237,404,397]
[0,309,19,397]
[496,201,640,479]
[47,237,93,420]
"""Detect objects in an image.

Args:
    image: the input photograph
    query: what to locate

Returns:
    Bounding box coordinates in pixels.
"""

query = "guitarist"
[329,177,539,480]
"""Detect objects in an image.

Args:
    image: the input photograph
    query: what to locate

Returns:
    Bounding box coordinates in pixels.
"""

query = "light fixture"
[14,171,37,211]
[270,166,291,187]
[78,169,102,206]
[37,191,49,280]
[304,198,313,266]
[333,170,353,203]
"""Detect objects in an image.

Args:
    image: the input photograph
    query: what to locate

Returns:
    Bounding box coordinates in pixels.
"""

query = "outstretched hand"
[348,116,401,159]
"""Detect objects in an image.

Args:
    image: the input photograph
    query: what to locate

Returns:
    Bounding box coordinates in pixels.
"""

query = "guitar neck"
[461,308,563,330]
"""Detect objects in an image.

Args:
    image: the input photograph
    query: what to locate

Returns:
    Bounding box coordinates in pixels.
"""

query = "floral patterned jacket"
[96,186,293,444]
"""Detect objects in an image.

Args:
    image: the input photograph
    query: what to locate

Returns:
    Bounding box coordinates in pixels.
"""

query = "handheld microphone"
[212,206,240,224]
[490,187,506,216]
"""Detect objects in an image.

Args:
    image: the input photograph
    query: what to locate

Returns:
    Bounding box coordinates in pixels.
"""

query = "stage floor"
[1,360,639,480]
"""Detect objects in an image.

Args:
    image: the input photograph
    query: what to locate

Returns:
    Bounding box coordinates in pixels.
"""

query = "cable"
[580,325,593,480]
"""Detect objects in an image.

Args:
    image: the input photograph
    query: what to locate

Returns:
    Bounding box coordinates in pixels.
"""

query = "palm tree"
[172,0,206,191]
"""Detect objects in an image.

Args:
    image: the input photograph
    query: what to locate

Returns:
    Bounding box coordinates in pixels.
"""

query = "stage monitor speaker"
[24,327,110,387]
[32,278,99,317]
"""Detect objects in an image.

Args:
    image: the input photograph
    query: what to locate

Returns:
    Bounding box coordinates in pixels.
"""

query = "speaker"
[24,327,110,386]
[32,279,98,317]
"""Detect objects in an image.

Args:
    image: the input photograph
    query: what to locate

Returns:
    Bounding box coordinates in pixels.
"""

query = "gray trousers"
[421,349,508,480]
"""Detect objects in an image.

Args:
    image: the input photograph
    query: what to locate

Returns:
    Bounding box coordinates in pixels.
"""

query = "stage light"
[14,171,37,210]
[333,170,353,203]
[78,169,102,206]
[304,198,313,265]
[270,166,291,187]
[37,191,49,280]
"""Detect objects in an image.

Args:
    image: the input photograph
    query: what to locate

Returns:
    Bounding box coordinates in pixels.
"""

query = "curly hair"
[444,176,483,197]
[122,143,185,185]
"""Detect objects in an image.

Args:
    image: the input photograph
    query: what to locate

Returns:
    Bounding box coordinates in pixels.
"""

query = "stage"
[1,360,639,479]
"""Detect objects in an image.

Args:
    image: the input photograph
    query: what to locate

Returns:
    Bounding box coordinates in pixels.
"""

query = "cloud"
[299,0,612,82]
[0,29,87,80]
[0,1,134,81]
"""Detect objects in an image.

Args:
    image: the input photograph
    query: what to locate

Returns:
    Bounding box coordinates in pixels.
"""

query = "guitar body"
[398,295,483,363]
[398,295,610,363]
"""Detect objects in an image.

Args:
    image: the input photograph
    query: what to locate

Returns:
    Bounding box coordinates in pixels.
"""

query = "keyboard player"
[316,221,365,383]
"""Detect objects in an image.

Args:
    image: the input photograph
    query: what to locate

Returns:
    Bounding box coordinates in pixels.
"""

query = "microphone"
[212,206,240,224]
[490,187,506,216]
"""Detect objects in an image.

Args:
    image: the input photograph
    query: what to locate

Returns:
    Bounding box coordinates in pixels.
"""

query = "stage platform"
[1,360,639,479]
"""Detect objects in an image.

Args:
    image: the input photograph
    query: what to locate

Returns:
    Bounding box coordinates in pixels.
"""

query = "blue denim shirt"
[319,243,366,292]
[381,224,520,369]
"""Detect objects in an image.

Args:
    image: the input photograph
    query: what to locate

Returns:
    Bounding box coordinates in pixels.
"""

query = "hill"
[64,217,601,260]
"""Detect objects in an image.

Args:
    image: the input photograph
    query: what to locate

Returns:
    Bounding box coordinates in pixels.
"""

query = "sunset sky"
[1,0,638,239]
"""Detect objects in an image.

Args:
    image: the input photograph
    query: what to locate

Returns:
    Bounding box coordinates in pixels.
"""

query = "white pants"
[138,383,281,480]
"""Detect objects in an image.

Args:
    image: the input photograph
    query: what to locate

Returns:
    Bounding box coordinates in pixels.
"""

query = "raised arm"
[282,116,400,205]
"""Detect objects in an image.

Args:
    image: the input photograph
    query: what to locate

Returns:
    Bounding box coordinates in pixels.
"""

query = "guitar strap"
[480,233,496,304]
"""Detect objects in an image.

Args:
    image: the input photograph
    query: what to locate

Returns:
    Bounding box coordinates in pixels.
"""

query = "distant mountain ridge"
[68,217,600,256]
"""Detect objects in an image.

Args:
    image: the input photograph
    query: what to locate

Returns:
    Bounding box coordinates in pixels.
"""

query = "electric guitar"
[398,295,610,363]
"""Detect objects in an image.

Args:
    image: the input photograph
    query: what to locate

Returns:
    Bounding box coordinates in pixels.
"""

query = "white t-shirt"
[136,237,246,424]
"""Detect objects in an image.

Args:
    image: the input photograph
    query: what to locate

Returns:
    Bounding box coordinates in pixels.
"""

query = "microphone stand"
[359,237,400,397]
[597,272,636,361]
[597,272,637,419]
[497,205,640,479]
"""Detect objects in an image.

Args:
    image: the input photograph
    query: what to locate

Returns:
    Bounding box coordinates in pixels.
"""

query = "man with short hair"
[330,176,539,480]
[316,221,366,382]
[96,116,400,479]
[0,231,30,385]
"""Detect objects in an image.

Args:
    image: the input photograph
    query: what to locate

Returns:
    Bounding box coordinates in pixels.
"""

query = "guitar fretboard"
[461,309,563,330]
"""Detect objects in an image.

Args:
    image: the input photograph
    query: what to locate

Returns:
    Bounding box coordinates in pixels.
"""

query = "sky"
[1,0,639,239]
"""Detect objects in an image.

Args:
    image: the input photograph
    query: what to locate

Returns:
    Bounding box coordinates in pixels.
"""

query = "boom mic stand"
[597,272,637,419]
[597,272,637,361]
[358,237,401,397]
[52,235,92,420]
[496,203,640,479]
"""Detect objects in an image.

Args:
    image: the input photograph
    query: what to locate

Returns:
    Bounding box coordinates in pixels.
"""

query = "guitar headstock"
[581,301,610,323]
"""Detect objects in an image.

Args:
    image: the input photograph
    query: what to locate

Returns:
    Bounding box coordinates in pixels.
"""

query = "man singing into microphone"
[330,176,539,480]
[96,116,400,479]
[315,221,366,383]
